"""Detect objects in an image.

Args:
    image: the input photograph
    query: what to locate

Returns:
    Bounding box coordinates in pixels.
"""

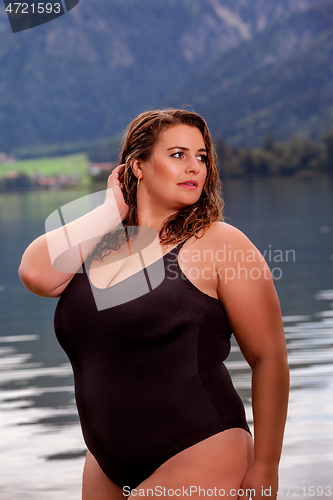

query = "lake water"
[0,176,332,499]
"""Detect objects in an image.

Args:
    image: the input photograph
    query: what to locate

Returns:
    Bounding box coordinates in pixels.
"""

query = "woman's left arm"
[214,223,290,500]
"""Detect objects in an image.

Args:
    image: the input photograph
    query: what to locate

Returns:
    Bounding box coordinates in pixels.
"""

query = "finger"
[110,164,126,181]
[113,164,126,175]
[108,169,121,184]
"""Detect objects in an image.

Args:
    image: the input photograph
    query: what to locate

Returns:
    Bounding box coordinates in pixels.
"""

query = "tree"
[263,132,275,152]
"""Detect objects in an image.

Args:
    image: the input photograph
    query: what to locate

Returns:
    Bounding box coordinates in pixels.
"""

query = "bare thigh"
[82,450,124,500]
[82,429,253,500]
[130,429,254,499]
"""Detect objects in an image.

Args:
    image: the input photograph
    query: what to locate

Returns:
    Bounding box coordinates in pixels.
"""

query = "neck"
[137,206,175,234]
[136,194,178,237]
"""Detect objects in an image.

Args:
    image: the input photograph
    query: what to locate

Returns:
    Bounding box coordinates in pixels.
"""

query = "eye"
[197,154,207,164]
[171,152,184,159]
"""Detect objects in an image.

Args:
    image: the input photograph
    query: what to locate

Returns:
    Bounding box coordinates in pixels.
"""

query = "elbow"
[18,260,68,298]
[18,261,28,287]
[18,262,38,292]
[250,350,289,374]
[18,262,48,296]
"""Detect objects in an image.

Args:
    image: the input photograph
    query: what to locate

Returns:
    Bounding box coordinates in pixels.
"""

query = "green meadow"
[0,153,90,184]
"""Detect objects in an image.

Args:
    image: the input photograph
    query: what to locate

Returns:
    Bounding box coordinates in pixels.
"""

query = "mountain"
[0,0,324,156]
[161,2,333,147]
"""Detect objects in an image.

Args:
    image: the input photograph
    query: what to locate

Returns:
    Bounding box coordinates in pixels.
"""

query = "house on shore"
[89,162,116,182]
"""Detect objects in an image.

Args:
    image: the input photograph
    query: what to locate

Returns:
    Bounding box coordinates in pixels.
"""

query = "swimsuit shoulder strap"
[170,239,187,255]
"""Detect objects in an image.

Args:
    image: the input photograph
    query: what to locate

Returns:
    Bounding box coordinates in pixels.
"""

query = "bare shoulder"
[200,221,261,260]
[205,224,285,366]
[202,220,251,242]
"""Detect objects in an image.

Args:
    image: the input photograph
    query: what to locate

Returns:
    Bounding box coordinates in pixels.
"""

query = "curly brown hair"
[92,108,224,261]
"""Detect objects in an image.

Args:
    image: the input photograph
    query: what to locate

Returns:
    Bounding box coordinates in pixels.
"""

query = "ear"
[131,158,143,180]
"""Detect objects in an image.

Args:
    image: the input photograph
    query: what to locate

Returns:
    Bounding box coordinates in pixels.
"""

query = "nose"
[185,154,201,174]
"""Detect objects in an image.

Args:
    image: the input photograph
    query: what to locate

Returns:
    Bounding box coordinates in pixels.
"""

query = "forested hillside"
[0,0,328,156]
[162,3,333,147]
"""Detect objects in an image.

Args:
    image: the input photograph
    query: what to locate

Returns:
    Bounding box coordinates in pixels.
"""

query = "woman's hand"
[105,164,129,221]
[238,460,279,500]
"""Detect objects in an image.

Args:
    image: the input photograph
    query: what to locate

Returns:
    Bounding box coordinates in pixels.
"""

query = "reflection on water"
[1,303,332,499]
[0,178,332,499]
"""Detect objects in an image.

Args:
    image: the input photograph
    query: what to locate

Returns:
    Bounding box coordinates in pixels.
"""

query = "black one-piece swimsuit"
[54,242,250,490]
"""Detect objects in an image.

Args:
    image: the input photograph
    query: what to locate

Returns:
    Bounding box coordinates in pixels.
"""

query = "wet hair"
[92,108,224,260]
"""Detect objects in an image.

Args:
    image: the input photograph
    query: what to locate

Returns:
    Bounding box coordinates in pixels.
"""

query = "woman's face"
[139,124,208,212]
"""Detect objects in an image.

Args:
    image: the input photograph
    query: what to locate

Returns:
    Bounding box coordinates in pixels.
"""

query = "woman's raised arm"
[19,165,128,298]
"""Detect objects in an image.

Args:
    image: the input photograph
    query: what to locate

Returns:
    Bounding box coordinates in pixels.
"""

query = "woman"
[19,109,289,500]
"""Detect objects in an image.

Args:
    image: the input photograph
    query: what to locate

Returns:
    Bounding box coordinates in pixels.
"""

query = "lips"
[177,180,198,188]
